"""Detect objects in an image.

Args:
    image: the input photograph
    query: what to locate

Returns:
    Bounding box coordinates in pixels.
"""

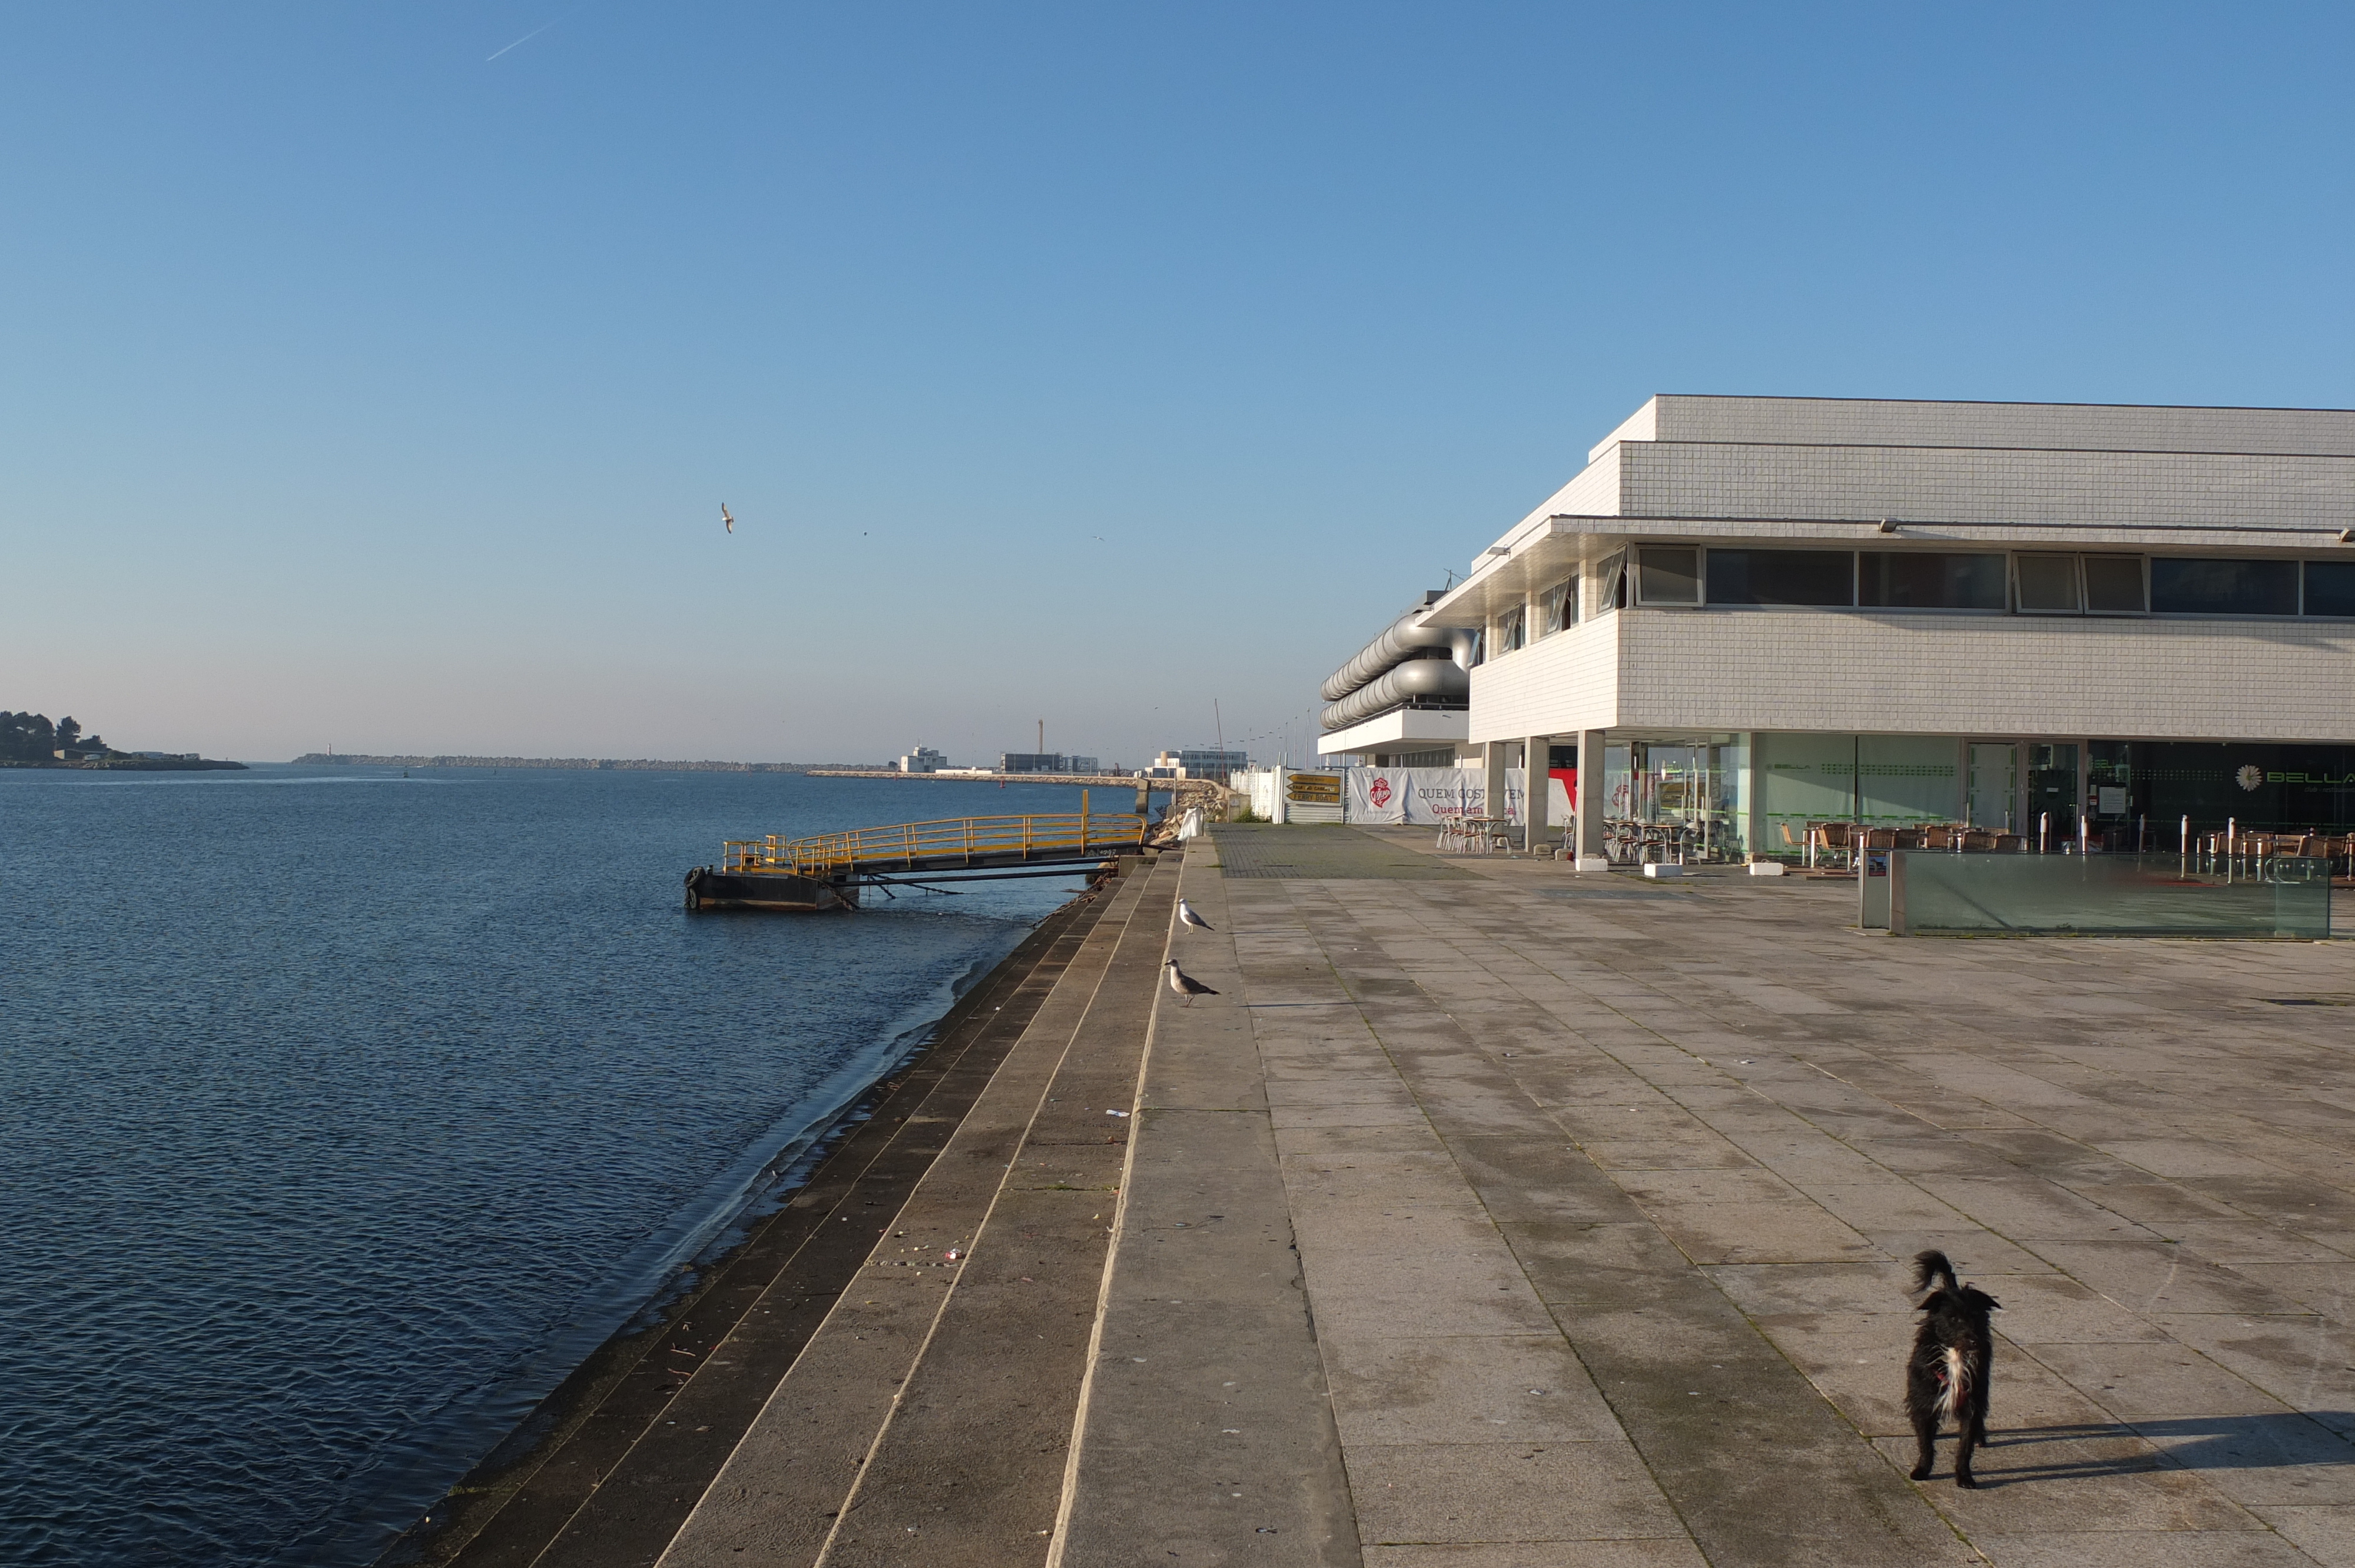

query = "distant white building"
[1148,748,1249,782]
[1324,394,2355,857]
[897,746,947,773]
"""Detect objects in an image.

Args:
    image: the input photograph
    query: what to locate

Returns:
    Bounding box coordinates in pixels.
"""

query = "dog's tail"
[1912,1250,1960,1295]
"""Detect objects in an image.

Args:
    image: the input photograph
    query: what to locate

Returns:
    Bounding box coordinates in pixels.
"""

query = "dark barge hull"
[684,868,859,912]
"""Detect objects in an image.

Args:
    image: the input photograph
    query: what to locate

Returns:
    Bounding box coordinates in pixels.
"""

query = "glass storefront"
[1753,734,1963,852]
[1602,737,1745,861]
[2089,742,2355,844]
[1564,731,2355,861]
[1730,733,2355,858]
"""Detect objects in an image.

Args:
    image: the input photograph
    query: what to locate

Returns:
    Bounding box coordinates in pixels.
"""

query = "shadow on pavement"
[1959,1413,2354,1489]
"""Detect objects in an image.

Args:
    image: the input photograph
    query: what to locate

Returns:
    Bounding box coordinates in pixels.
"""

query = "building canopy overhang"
[1319,707,1471,757]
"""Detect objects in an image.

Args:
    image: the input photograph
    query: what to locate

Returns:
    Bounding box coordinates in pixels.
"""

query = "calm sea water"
[0,765,1101,1567]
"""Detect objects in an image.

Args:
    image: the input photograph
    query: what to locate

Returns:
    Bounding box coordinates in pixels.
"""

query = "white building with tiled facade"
[1318,395,2355,861]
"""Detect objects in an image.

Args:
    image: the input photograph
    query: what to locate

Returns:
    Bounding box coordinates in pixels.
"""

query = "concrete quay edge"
[400,822,2355,1567]
[379,871,1130,1567]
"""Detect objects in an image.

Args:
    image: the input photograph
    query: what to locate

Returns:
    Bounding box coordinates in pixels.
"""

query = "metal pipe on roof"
[1318,658,1470,731]
[1319,597,1456,702]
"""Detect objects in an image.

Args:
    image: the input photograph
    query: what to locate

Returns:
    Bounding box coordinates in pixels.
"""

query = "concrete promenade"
[420,826,2355,1567]
[1170,827,2354,1567]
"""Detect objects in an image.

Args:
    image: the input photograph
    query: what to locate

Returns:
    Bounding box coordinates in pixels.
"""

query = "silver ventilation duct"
[1319,596,1455,702]
[1319,657,1470,732]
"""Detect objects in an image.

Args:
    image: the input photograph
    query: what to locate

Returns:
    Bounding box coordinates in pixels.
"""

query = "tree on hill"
[1,711,112,760]
[0,712,55,759]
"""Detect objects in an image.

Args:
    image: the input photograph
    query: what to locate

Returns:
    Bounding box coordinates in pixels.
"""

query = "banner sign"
[1344,768,1514,825]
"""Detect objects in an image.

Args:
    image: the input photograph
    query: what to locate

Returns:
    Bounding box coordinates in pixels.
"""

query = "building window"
[2012,553,2148,615]
[2015,553,2081,613]
[1636,547,1700,606]
[1592,550,1628,611]
[2150,557,2299,616]
[2082,555,2148,614]
[1537,577,1575,635]
[1704,549,1855,607]
[2303,561,2355,617]
[1495,604,1526,652]
[1858,552,2006,610]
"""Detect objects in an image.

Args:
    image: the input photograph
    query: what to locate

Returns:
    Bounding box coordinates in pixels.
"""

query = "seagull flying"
[721,503,734,534]
[1165,959,1218,1008]
[1176,898,1214,934]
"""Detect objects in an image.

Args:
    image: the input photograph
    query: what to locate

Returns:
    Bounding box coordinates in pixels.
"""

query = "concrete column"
[1524,734,1550,851]
[1575,729,1608,871]
[1484,740,1509,836]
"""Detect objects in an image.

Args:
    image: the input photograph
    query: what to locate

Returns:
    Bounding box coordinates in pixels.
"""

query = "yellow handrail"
[720,810,1145,878]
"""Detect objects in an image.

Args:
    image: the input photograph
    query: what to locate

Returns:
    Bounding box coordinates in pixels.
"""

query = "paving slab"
[1050,841,1360,1567]
[1195,825,2354,1568]
[654,863,1176,1568]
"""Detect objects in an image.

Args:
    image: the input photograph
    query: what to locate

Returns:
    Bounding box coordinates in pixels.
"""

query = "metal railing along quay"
[723,803,1147,882]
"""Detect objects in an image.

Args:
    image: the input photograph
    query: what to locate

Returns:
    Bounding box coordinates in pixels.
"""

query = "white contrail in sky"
[486,22,553,62]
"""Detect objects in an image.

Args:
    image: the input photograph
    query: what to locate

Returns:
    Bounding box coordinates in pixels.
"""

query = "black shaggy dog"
[1905,1250,2001,1487]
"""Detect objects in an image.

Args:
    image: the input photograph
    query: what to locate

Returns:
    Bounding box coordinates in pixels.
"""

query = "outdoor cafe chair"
[1808,822,1858,871]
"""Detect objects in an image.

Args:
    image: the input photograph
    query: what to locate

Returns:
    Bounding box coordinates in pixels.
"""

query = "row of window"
[1491,573,1578,653]
[1604,548,2355,618]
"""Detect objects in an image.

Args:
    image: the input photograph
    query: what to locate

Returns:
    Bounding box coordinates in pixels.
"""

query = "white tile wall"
[1467,617,1618,741]
[1614,609,2355,741]
[1586,397,1660,463]
[1619,442,2355,528]
[1488,449,1624,560]
[1644,395,2355,457]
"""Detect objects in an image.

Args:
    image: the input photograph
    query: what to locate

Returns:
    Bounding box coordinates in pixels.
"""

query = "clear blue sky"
[5,3,2349,765]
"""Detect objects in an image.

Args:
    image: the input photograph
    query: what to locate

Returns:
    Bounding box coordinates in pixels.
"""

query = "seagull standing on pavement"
[1165,959,1218,1008]
[1176,898,1213,934]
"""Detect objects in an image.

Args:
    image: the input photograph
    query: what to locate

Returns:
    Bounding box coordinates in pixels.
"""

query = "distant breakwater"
[293,755,883,773]
[2,756,247,772]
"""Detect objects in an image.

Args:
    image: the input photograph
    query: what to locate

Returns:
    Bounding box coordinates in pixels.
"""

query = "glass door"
[1966,744,2018,832]
[2025,742,2080,847]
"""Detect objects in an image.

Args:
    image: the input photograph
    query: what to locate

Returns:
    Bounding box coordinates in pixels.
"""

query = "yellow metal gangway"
[722,798,1147,883]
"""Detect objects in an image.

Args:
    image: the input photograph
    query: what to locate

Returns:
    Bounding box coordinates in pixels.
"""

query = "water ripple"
[0,766,1092,1566]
